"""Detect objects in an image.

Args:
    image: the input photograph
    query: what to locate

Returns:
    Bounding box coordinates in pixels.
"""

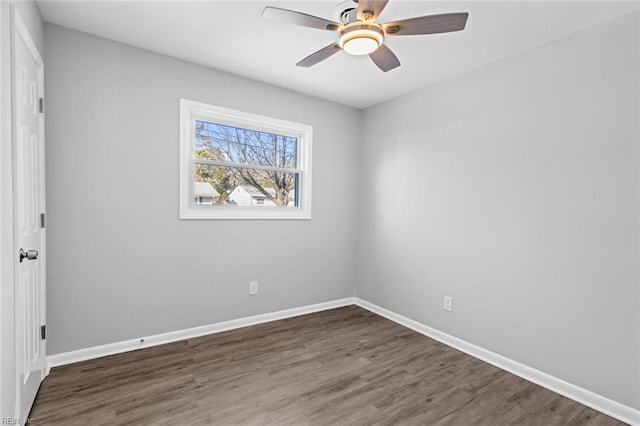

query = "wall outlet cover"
[444,296,453,312]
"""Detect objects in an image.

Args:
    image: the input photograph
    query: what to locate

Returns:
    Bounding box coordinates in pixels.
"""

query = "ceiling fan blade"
[262,7,342,31]
[357,0,390,22]
[384,12,469,36]
[297,43,342,68]
[369,44,400,72]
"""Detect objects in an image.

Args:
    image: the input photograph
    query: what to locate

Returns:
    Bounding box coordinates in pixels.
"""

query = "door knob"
[19,248,38,263]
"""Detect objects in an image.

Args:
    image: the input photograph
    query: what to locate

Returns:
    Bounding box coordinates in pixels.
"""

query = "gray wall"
[357,13,639,409]
[44,24,360,355]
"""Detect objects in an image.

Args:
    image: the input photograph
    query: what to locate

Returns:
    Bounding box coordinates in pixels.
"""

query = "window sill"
[179,206,311,220]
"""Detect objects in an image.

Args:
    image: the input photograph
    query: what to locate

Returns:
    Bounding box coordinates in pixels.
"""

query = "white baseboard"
[354,298,640,426]
[47,297,356,369]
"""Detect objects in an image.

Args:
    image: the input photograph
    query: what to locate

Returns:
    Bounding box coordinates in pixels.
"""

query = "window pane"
[193,164,299,207]
[195,120,297,169]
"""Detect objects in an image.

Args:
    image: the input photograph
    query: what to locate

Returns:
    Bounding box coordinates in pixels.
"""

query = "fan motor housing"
[339,22,384,45]
[338,22,384,55]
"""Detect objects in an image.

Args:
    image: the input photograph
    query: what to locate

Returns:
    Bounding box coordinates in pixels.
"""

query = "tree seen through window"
[194,120,298,207]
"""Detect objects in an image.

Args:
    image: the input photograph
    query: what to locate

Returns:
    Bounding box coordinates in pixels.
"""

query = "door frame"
[0,1,16,420]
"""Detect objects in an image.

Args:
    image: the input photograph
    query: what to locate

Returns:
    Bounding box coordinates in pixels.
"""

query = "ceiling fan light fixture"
[343,34,380,55]
[338,23,384,55]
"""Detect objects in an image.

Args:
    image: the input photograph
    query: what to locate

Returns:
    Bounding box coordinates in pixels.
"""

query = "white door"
[12,8,45,423]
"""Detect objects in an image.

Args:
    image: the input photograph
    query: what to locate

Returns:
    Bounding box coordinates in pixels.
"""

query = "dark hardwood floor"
[29,306,625,425]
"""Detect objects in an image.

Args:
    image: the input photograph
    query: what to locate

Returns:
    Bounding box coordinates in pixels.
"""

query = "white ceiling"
[36,0,639,108]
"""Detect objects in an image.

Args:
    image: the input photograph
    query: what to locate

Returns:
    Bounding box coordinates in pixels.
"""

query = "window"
[180,99,312,219]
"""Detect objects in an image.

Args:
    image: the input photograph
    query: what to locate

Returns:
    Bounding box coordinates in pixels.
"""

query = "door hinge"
[40,213,45,228]
[39,97,44,114]
[40,325,46,340]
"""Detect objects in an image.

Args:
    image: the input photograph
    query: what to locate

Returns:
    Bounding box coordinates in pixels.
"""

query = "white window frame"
[179,99,312,220]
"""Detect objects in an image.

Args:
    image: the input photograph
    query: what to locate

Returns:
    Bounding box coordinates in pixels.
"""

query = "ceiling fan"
[262,0,469,72]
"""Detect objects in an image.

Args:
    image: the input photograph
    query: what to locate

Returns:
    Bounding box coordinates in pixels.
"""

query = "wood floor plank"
[29,306,627,425]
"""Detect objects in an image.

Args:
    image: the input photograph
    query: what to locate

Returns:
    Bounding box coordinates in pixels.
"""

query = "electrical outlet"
[249,281,258,295]
[444,296,453,312]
